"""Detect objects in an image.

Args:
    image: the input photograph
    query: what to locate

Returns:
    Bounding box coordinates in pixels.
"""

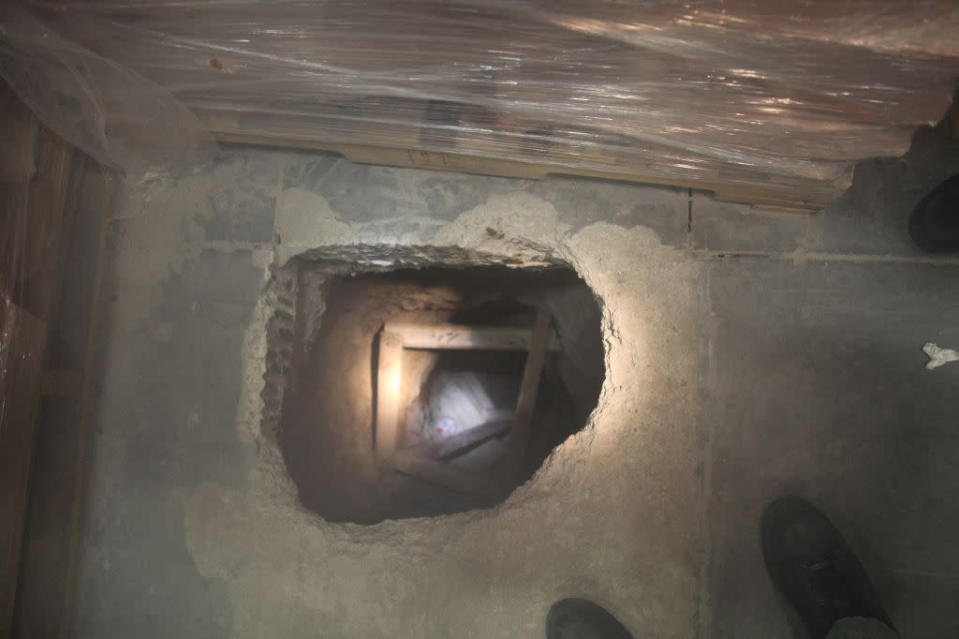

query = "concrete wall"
[76,127,959,638]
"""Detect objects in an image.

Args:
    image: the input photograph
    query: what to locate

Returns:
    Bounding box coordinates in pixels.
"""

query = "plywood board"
[0,302,46,638]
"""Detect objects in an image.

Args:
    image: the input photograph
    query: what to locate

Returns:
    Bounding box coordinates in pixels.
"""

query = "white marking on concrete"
[923,342,959,370]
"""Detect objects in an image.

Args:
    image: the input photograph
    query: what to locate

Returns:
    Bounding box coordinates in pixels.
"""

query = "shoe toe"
[546,598,635,639]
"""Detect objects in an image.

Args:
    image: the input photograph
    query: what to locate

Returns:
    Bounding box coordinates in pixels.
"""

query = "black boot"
[909,174,959,253]
[546,598,635,639]
[761,497,895,639]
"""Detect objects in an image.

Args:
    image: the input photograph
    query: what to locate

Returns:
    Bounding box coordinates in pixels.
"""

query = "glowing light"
[426,371,498,440]
[391,366,402,398]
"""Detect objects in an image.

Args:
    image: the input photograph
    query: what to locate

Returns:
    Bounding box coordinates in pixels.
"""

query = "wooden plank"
[0,84,37,185]
[210,130,829,212]
[19,133,73,319]
[38,369,82,398]
[0,114,72,639]
[12,158,116,639]
[385,322,559,351]
[406,418,512,461]
[392,450,501,497]
[0,302,46,639]
[505,311,551,475]
[59,167,115,639]
[374,330,405,463]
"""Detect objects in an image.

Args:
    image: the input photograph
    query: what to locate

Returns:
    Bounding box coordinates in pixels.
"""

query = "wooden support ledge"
[384,322,559,351]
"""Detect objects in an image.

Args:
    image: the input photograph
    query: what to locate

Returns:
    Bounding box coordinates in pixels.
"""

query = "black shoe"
[909,174,959,253]
[761,497,895,639]
[546,598,635,639]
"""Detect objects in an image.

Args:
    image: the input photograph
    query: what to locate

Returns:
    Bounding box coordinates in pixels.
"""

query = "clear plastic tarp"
[2,0,957,207]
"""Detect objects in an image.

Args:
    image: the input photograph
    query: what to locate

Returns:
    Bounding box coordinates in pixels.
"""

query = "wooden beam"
[505,311,551,476]
[0,84,37,184]
[14,157,117,639]
[210,129,831,212]
[0,116,72,639]
[376,318,557,492]
[39,369,82,398]
[385,322,559,351]
[59,165,115,639]
[406,418,512,461]
[19,133,74,319]
[392,450,501,497]
[374,330,405,463]
[0,303,46,638]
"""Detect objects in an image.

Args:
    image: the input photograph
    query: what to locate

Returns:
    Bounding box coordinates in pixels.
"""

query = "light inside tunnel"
[390,365,402,399]
[423,370,509,439]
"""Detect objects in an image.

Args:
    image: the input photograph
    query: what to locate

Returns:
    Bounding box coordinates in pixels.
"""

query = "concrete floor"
[75,124,959,638]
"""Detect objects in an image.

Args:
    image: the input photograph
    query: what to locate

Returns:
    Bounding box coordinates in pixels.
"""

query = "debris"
[923,343,959,370]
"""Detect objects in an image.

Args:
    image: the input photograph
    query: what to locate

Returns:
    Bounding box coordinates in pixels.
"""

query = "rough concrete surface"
[75,124,959,639]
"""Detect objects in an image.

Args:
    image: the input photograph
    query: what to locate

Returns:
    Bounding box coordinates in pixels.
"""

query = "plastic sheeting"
[0,7,214,172]
[0,82,70,441]
[2,1,958,206]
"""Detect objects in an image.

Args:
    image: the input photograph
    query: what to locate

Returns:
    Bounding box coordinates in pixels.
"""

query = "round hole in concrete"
[267,258,604,524]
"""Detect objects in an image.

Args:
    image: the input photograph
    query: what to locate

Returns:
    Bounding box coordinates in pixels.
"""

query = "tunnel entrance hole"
[271,259,605,524]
